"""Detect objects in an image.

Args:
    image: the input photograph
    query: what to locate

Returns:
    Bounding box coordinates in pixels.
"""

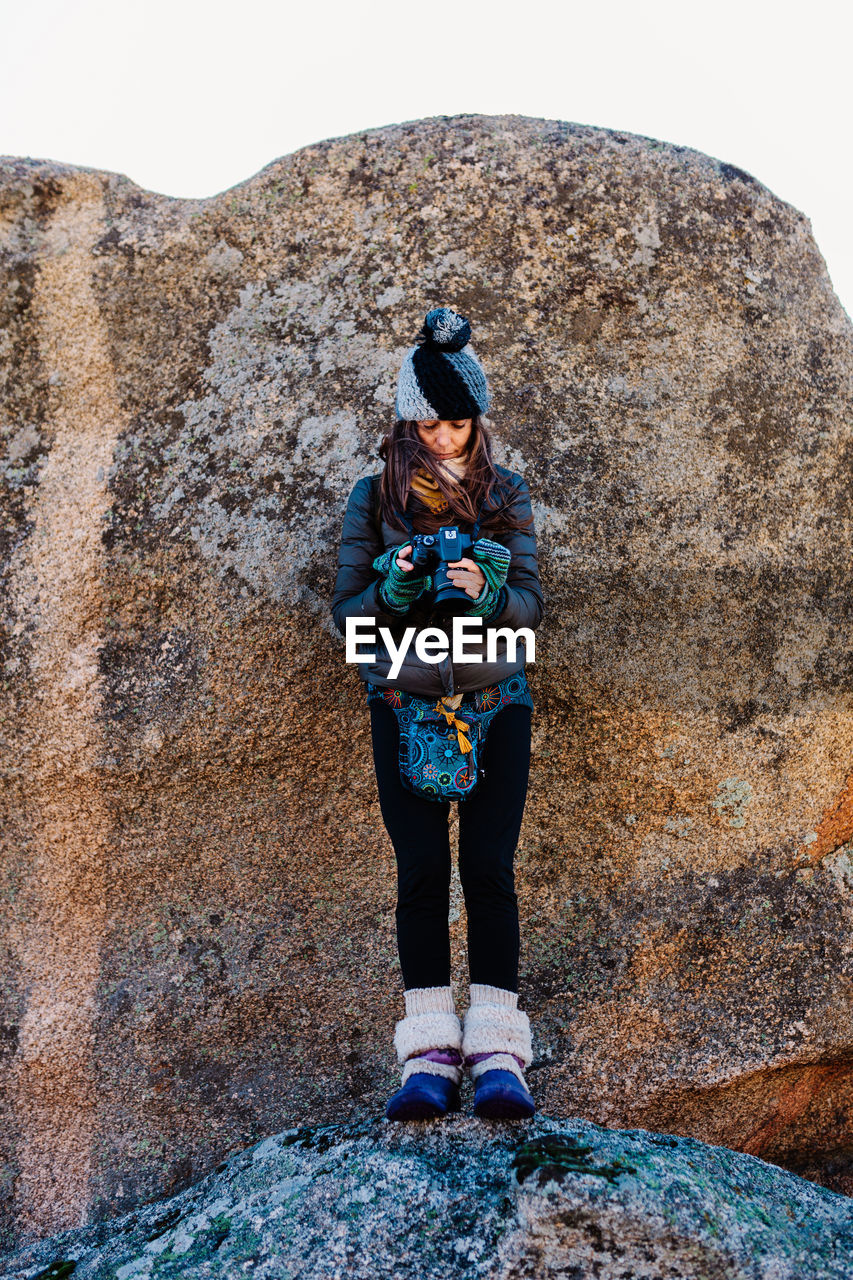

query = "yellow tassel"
[434,698,473,753]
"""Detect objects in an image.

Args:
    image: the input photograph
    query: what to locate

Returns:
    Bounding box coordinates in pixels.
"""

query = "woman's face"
[416,418,473,460]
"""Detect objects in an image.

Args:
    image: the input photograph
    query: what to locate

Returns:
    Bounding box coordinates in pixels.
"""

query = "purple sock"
[465,1051,526,1070]
[409,1047,463,1067]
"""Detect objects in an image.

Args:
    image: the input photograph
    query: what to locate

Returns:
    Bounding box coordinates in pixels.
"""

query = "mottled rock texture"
[0,114,851,1247]
[3,1116,853,1279]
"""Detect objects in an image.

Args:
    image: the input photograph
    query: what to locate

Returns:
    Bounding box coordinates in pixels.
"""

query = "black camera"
[410,526,475,615]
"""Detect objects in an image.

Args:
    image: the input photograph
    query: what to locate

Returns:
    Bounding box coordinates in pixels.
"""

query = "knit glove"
[464,537,512,620]
[373,545,433,615]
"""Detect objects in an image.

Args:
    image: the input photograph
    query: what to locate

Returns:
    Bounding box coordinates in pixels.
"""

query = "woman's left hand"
[447,557,487,598]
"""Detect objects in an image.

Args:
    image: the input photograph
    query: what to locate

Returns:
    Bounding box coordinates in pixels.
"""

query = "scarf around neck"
[409,453,469,514]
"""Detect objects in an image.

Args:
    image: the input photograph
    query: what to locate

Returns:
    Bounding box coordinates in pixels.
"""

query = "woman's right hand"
[372,543,431,614]
[394,544,414,572]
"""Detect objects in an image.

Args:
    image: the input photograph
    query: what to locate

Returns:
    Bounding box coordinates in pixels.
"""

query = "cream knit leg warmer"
[393,985,463,1088]
[462,983,533,1090]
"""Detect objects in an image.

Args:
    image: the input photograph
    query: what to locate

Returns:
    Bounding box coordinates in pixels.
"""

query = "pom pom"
[417,307,472,353]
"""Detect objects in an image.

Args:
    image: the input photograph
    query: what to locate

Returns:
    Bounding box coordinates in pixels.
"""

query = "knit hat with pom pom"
[394,307,491,421]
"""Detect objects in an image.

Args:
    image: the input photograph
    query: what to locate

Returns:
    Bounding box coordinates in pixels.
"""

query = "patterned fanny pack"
[366,670,533,802]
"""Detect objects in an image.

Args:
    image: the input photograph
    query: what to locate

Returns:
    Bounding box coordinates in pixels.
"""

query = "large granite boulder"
[0,113,851,1245]
[2,1116,853,1279]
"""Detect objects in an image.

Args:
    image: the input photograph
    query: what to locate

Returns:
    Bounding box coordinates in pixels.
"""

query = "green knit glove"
[373,545,433,615]
[464,537,511,619]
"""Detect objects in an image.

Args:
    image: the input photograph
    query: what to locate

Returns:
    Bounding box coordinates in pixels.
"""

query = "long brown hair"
[376,415,533,536]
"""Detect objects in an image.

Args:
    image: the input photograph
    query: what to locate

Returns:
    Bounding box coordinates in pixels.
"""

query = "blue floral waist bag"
[366,670,533,802]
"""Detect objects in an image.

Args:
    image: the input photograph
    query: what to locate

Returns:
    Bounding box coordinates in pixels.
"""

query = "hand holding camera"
[375,528,508,618]
[397,540,486,600]
[407,527,495,615]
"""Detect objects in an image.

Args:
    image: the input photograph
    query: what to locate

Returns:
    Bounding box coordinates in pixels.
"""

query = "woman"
[331,307,544,1121]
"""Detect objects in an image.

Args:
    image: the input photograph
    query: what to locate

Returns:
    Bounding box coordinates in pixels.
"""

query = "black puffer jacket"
[331,464,544,696]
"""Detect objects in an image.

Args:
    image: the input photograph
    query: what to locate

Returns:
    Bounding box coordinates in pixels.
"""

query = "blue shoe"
[385,1072,461,1121]
[472,1068,536,1120]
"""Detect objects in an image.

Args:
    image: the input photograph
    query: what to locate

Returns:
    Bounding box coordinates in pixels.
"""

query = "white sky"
[3,0,852,319]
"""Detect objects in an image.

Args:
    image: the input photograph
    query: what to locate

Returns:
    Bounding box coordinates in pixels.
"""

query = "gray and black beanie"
[394,307,491,421]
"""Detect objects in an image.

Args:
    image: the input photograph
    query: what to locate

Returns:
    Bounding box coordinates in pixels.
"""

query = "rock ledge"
[2,1115,853,1279]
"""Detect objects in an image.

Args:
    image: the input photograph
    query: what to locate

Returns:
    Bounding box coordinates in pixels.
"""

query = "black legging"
[369,697,532,992]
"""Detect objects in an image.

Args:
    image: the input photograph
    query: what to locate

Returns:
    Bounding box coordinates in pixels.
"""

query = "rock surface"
[1,114,852,1244]
[2,1116,853,1279]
